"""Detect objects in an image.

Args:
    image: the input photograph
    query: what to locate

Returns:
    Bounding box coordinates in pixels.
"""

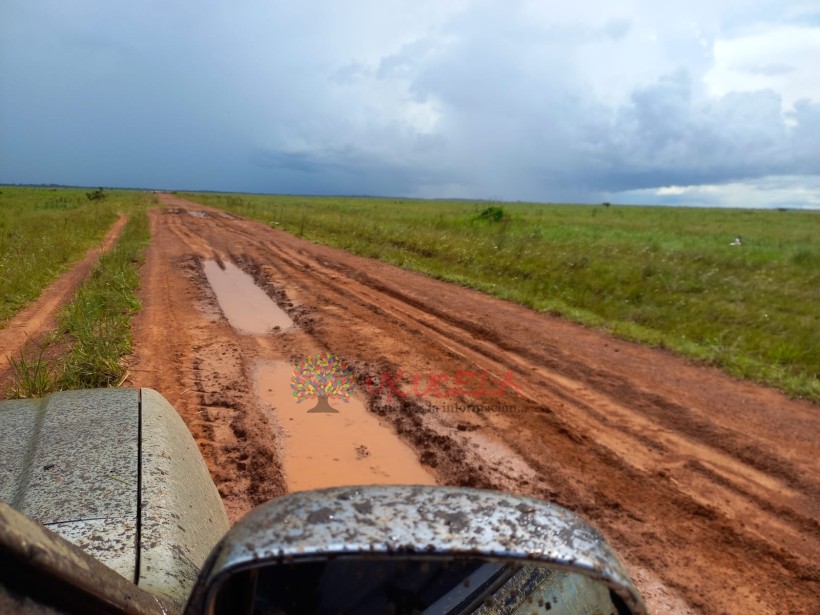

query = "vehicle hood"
[0,388,229,606]
[0,388,140,580]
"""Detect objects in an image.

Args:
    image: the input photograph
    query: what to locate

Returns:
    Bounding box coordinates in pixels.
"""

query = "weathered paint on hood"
[138,388,230,605]
[0,388,140,581]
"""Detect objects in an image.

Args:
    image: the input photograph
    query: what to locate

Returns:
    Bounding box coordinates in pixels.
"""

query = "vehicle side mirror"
[184,486,646,615]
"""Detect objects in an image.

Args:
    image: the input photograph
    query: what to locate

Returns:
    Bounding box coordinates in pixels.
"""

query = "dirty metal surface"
[0,399,40,505]
[190,485,646,614]
[0,389,139,581]
[44,518,138,582]
[0,501,169,615]
[138,388,229,606]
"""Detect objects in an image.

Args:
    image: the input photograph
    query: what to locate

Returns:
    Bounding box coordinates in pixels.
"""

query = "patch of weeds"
[8,346,54,399]
[475,205,510,223]
[86,188,106,201]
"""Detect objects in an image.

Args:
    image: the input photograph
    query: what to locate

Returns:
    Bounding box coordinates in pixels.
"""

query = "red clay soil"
[0,214,128,393]
[128,195,819,615]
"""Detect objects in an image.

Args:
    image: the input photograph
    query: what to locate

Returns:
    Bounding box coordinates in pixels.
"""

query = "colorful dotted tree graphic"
[290,353,356,413]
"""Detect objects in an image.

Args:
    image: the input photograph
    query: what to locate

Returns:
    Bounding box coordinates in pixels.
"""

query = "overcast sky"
[1,1,819,208]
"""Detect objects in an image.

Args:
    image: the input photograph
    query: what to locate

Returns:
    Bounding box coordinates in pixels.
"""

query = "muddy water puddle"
[203,260,293,334]
[256,362,435,492]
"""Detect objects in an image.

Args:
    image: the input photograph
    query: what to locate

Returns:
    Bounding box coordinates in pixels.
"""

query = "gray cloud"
[588,73,803,190]
[0,0,818,207]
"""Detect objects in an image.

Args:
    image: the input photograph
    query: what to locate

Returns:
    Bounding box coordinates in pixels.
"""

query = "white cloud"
[617,175,820,209]
[657,186,690,195]
[704,25,820,113]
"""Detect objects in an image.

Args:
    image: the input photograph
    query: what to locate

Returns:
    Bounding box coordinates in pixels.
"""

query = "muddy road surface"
[129,195,819,614]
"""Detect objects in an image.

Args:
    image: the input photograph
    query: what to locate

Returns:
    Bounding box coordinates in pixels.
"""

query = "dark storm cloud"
[0,1,818,206]
[250,145,448,197]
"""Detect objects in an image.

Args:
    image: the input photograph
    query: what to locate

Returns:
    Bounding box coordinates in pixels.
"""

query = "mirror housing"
[185,486,646,614]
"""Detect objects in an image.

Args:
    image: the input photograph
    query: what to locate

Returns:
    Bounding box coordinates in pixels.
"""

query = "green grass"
[7,346,54,399]
[182,192,820,400]
[0,187,122,324]
[55,206,149,389]
[4,192,150,397]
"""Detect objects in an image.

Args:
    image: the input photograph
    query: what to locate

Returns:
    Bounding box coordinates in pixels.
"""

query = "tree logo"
[290,353,355,413]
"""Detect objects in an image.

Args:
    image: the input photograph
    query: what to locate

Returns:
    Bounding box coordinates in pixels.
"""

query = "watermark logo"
[365,368,523,402]
[292,352,527,414]
[290,353,355,413]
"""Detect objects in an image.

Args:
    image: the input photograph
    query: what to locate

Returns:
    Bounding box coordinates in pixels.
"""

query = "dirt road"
[129,195,819,614]
[0,213,127,392]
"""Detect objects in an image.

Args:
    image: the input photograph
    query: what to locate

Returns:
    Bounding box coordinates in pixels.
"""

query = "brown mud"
[128,195,819,615]
[255,361,435,492]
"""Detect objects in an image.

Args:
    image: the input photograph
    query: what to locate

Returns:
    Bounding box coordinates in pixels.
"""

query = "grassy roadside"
[183,192,819,401]
[55,205,149,389]
[7,201,150,397]
[0,187,122,323]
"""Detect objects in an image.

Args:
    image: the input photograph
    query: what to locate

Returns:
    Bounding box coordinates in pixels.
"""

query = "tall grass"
[183,192,820,400]
[4,194,150,397]
[56,207,149,388]
[7,345,53,399]
[0,187,120,323]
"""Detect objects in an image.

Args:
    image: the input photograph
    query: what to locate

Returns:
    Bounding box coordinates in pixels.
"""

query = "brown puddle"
[256,362,436,492]
[203,260,293,334]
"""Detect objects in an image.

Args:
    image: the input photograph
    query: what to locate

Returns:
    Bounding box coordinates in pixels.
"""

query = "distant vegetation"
[475,205,510,223]
[85,187,106,201]
[183,192,820,400]
[3,187,150,398]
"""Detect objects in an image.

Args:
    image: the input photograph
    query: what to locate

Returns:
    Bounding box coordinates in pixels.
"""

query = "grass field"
[182,192,820,400]
[54,206,149,389]
[3,187,150,397]
[0,187,121,324]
